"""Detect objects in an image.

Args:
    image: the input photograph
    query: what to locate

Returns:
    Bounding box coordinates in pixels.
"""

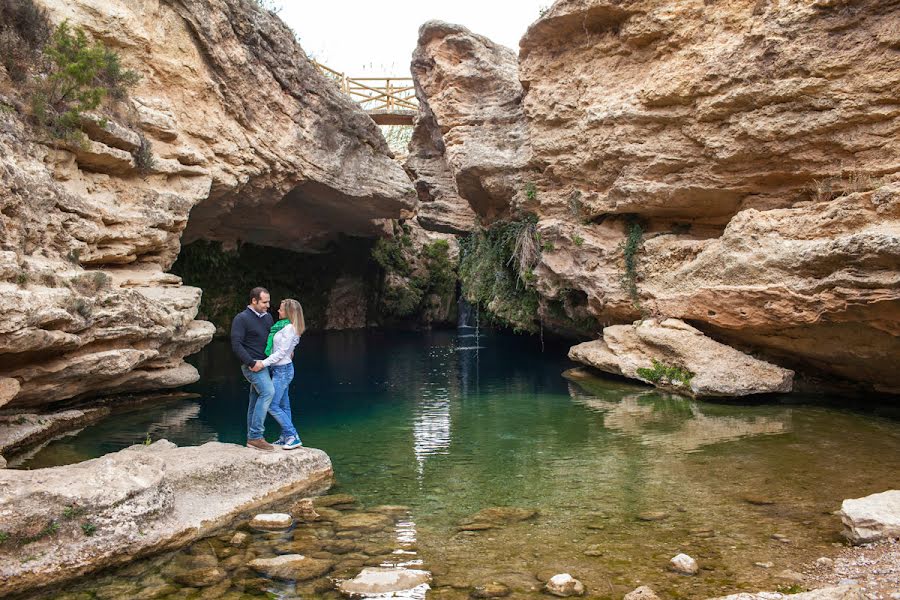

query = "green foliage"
[15,271,28,286]
[65,296,92,319]
[621,220,643,306]
[0,531,8,544]
[635,360,694,387]
[372,236,411,277]
[524,182,537,201]
[374,237,457,321]
[379,125,413,154]
[21,520,59,545]
[30,21,139,143]
[776,585,806,595]
[62,505,84,520]
[143,433,152,446]
[81,522,96,536]
[572,234,584,247]
[458,215,541,333]
[0,0,50,83]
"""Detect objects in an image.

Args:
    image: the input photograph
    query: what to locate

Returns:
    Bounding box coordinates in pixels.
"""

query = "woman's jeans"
[269,363,299,441]
[240,364,274,440]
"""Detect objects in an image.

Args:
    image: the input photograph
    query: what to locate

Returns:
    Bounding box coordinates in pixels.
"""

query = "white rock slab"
[249,512,293,530]
[839,489,900,544]
[706,584,866,599]
[337,567,431,597]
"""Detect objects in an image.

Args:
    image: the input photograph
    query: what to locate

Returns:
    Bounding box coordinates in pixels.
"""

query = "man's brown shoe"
[246,438,275,452]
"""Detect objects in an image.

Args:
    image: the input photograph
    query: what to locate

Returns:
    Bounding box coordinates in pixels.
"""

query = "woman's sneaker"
[273,435,286,446]
[282,436,303,450]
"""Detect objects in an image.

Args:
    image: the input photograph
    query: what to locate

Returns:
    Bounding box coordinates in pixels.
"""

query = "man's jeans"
[241,364,274,440]
[269,363,299,441]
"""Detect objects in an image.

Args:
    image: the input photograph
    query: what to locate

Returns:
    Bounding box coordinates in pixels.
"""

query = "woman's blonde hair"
[281,298,306,336]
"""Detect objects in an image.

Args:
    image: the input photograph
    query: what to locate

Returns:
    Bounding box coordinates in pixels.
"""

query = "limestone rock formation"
[706,584,866,600]
[337,567,432,597]
[839,489,900,545]
[408,2,900,391]
[406,21,530,230]
[0,440,333,596]
[0,0,415,408]
[569,318,794,397]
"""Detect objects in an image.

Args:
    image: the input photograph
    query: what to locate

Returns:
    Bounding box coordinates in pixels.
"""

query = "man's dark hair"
[249,287,269,303]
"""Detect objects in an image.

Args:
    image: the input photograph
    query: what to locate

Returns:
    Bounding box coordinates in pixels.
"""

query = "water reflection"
[569,385,791,452]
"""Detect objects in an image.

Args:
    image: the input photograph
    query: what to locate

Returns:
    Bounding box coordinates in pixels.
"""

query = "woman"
[261,298,305,449]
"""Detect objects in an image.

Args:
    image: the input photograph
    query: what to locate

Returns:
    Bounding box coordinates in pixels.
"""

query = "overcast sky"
[275,0,549,75]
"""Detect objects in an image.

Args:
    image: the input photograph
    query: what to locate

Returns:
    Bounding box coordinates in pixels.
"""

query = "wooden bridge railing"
[313,61,417,125]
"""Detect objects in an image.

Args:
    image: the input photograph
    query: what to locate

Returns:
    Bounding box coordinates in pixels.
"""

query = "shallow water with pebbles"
[14,331,900,599]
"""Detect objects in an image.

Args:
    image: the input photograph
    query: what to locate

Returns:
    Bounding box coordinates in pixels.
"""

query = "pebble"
[470,582,511,598]
[229,532,248,547]
[624,586,661,600]
[771,533,792,543]
[816,557,835,568]
[755,562,774,569]
[637,511,669,522]
[544,573,585,597]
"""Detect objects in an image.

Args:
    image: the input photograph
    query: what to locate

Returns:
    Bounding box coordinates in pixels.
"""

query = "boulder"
[337,567,432,597]
[544,574,585,597]
[0,441,332,596]
[669,553,699,575]
[839,490,900,544]
[570,319,793,397]
[248,554,334,581]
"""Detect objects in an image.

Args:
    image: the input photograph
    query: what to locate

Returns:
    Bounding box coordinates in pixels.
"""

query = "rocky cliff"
[409,2,900,392]
[0,0,415,409]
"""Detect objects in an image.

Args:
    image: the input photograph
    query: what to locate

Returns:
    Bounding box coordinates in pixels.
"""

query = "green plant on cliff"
[29,20,139,143]
[133,133,155,173]
[0,0,50,83]
[621,219,643,307]
[459,215,542,333]
[635,360,694,387]
[373,237,457,320]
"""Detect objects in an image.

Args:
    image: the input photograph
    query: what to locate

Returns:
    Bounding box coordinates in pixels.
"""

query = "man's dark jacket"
[230,307,274,367]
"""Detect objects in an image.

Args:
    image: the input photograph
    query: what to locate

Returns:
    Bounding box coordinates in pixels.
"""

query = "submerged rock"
[839,489,900,544]
[669,553,699,575]
[334,512,393,533]
[337,567,431,597]
[461,507,539,526]
[248,554,334,581]
[544,574,585,597]
[471,582,512,598]
[291,498,320,521]
[0,441,332,596]
[248,513,293,531]
[569,319,793,397]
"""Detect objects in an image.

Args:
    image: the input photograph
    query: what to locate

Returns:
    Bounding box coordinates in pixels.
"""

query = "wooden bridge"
[314,61,417,126]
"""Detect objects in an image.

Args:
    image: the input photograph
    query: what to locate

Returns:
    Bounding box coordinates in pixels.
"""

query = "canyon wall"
[409,2,900,392]
[0,0,415,409]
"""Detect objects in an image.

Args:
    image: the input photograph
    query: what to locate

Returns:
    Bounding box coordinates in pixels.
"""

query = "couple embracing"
[230,287,305,451]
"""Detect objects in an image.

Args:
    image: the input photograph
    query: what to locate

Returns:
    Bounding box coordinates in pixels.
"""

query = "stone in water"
[669,553,699,575]
[545,573,585,597]
[249,513,293,530]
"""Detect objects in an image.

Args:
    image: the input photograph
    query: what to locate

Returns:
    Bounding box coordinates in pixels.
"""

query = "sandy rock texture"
[408,1,900,391]
[0,0,415,408]
[569,318,794,397]
[706,584,866,600]
[406,21,530,231]
[0,440,333,596]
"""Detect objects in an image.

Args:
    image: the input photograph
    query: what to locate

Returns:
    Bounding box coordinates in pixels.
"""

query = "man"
[231,287,276,451]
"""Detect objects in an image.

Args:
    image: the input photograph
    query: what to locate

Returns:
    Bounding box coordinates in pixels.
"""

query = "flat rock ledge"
[337,567,432,597]
[706,584,865,599]
[569,318,793,398]
[839,489,900,545]
[0,440,332,596]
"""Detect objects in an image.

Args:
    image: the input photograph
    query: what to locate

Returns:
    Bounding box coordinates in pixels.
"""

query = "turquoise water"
[17,330,900,599]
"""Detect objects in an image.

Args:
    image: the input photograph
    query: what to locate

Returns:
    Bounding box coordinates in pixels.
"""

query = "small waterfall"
[457,296,476,328]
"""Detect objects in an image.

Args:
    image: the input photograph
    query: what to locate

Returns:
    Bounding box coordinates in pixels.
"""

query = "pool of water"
[17,330,900,599]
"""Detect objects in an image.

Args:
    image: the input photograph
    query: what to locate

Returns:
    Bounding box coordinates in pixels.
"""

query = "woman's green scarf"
[265,319,291,356]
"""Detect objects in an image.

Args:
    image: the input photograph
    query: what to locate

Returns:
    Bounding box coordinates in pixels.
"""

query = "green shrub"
[621,220,643,306]
[635,360,694,387]
[372,236,411,277]
[572,234,584,247]
[30,21,140,143]
[459,215,542,333]
[0,0,50,82]
[15,271,28,286]
[21,520,59,545]
[374,237,457,321]
[524,182,537,201]
[70,270,111,295]
[80,522,96,536]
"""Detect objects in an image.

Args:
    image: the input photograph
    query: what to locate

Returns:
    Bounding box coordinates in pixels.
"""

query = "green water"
[16,331,900,599]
